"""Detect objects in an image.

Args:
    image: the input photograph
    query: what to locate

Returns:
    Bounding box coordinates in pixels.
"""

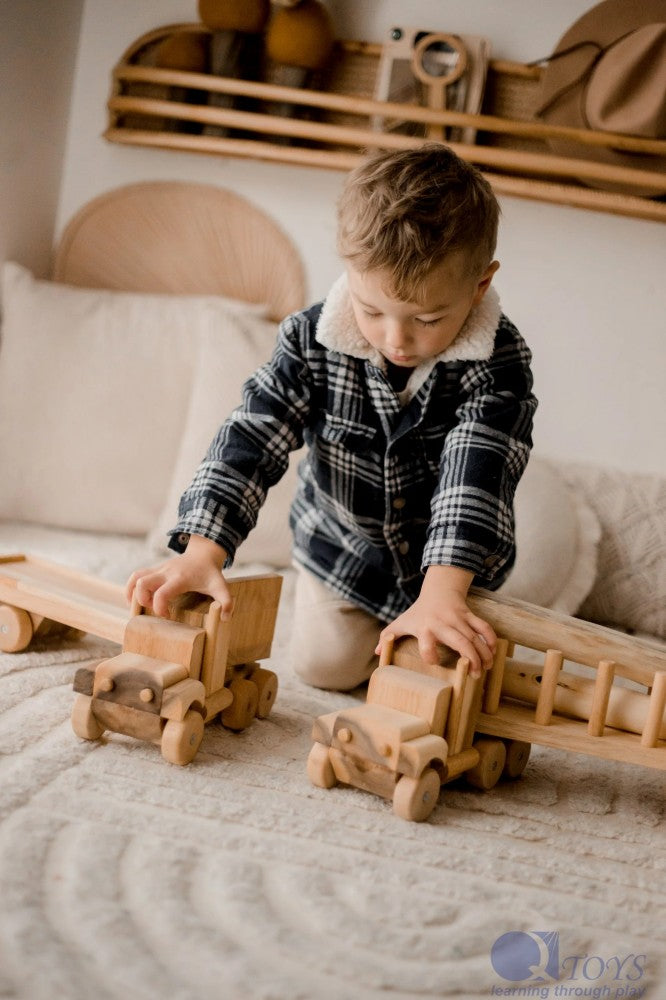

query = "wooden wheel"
[220,678,259,731]
[0,604,33,652]
[502,739,531,779]
[392,768,440,822]
[71,694,105,741]
[466,737,507,790]
[248,666,278,719]
[306,742,337,789]
[161,709,205,765]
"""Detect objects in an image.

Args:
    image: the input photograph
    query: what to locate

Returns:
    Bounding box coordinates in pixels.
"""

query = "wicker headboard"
[53,181,306,322]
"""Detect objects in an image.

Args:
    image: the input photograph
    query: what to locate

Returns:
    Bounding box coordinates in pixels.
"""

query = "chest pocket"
[315,412,378,453]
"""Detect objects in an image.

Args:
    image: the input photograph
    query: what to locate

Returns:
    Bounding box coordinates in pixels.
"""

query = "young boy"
[127,144,537,689]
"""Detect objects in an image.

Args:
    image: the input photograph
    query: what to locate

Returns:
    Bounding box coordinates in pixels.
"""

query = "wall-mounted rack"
[105,24,666,224]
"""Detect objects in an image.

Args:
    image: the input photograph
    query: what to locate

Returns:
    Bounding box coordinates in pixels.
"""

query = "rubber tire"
[466,737,507,790]
[71,694,105,741]
[161,709,204,765]
[0,604,33,653]
[502,739,531,779]
[220,678,259,731]
[392,768,441,822]
[306,742,337,788]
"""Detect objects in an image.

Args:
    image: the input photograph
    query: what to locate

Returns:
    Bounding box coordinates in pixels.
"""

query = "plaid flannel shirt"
[170,276,537,623]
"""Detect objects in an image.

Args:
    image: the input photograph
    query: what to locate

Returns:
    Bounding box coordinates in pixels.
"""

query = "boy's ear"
[472,260,500,305]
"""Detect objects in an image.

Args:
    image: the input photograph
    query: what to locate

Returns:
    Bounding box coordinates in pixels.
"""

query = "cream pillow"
[149,318,303,566]
[562,462,666,639]
[499,456,601,614]
[0,262,268,534]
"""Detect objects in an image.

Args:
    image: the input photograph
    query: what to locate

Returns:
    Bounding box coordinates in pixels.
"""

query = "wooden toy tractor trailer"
[308,589,666,821]
[0,554,281,765]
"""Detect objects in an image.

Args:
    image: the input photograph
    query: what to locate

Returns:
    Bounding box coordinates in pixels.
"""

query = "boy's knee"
[293,645,376,691]
[290,569,380,690]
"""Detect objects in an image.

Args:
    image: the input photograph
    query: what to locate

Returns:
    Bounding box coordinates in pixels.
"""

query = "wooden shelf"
[105,24,666,224]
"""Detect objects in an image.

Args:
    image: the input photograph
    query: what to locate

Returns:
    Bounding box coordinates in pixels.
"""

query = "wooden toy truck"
[308,589,666,821]
[0,554,281,765]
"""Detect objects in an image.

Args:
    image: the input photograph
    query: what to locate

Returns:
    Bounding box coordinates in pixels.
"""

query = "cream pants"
[289,565,382,691]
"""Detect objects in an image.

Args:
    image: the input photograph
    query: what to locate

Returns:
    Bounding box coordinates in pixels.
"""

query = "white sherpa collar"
[316,273,501,370]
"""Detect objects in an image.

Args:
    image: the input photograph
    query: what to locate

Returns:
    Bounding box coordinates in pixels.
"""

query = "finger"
[448,621,493,671]
[437,628,482,676]
[467,613,497,652]
[152,578,183,619]
[134,573,165,613]
[417,632,441,665]
[374,627,396,657]
[471,632,494,670]
[207,574,234,619]
[125,567,151,604]
[374,620,406,655]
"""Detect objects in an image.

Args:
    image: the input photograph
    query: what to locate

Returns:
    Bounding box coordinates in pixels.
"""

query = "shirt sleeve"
[168,312,313,563]
[421,317,537,587]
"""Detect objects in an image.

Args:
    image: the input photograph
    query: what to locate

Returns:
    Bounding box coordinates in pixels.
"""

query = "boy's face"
[347,254,499,368]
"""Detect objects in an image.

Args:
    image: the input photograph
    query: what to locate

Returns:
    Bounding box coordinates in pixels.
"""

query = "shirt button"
[177,533,190,547]
[398,541,410,555]
[392,497,406,510]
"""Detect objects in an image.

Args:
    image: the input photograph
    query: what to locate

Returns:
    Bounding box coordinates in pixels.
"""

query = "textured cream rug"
[0,524,664,1000]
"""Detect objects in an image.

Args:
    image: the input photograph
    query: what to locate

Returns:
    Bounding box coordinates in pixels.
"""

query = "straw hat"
[535,0,666,194]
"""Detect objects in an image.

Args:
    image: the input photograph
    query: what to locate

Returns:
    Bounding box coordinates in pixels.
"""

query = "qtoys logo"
[489,931,648,999]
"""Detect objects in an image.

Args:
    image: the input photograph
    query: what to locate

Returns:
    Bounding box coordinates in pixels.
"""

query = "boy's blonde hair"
[337,144,499,300]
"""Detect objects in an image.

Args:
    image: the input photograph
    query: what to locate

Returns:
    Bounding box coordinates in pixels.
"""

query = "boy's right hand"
[125,534,232,620]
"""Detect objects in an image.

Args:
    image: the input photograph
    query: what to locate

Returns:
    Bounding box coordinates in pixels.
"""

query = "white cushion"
[0,262,268,535]
[149,320,303,566]
[499,456,601,614]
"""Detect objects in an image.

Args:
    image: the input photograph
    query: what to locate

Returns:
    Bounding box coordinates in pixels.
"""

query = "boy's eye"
[363,310,381,319]
[416,317,442,327]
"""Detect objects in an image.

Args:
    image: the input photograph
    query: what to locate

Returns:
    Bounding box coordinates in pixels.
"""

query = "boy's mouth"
[386,352,417,365]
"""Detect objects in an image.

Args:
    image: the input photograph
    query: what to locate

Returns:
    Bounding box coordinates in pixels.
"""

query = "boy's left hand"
[375,565,497,677]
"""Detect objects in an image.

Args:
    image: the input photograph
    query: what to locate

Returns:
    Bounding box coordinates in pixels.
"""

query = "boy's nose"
[386,322,410,348]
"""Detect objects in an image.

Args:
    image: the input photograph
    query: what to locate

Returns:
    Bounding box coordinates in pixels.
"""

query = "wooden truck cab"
[309,662,451,821]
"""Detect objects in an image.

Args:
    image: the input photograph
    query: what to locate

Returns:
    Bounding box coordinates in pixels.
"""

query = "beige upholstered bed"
[0,183,664,999]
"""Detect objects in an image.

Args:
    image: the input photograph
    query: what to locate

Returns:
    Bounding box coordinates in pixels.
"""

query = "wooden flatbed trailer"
[309,588,666,821]
[0,554,282,765]
[0,553,128,650]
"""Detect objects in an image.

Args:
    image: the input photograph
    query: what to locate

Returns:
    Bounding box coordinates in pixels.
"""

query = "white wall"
[0,0,83,277]
[55,0,666,476]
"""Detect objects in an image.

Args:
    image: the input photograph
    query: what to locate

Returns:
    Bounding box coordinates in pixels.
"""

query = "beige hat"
[535,0,666,195]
